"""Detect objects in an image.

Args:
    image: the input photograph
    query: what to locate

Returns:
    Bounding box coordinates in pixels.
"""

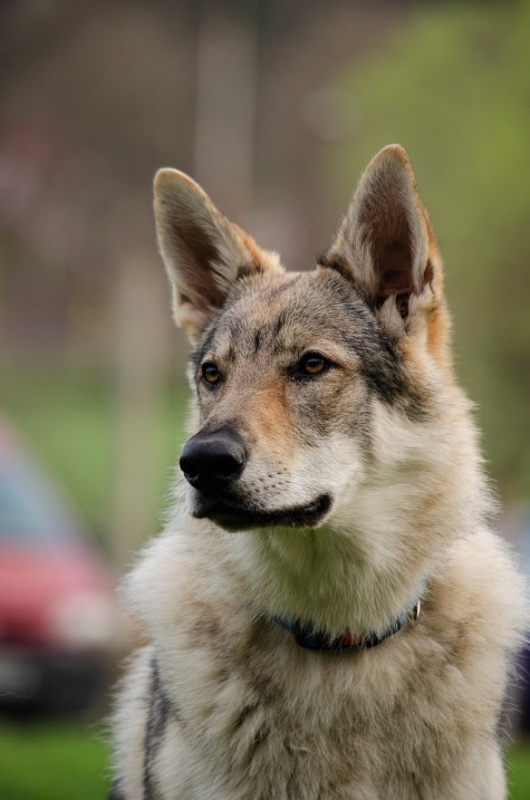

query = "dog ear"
[322,145,440,337]
[154,169,282,343]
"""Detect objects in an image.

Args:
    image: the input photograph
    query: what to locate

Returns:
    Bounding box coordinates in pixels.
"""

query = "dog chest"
[152,624,489,800]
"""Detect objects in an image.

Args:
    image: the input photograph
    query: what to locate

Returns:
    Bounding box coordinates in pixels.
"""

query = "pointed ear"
[154,169,282,343]
[322,145,441,337]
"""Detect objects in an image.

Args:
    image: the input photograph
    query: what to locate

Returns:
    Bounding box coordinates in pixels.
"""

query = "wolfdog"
[110,145,526,799]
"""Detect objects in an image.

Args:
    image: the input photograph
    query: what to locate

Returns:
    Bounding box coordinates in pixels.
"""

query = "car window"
[0,453,80,544]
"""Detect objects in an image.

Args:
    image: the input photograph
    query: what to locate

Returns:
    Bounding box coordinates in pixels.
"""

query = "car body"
[0,414,121,713]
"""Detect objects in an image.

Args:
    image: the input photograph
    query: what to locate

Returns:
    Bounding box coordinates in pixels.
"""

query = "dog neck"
[272,585,423,651]
[224,516,433,639]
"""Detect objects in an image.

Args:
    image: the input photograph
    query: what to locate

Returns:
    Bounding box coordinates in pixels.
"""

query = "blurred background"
[0,0,529,797]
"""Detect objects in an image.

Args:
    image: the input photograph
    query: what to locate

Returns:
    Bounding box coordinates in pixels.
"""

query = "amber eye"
[299,353,329,376]
[201,362,221,385]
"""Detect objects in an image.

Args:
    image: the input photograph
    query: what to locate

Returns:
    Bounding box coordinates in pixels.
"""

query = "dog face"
[154,146,449,532]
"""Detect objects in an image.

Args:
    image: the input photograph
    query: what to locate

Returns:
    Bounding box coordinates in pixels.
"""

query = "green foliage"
[0,369,114,536]
[331,0,530,497]
[0,367,188,539]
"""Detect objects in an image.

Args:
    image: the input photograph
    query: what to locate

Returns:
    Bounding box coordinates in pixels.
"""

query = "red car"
[0,416,121,714]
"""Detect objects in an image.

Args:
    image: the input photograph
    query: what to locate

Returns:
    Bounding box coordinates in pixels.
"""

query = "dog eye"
[296,353,330,377]
[201,362,221,386]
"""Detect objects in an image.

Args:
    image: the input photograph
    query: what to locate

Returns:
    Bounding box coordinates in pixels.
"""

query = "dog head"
[154,146,450,532]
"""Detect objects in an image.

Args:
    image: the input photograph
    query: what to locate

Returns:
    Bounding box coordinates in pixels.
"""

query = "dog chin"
[191,493,333,532]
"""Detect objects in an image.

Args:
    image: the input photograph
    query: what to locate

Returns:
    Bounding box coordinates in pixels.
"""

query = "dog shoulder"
[124,519,242,645]
[447,528,526,641]
[428,528,527,683]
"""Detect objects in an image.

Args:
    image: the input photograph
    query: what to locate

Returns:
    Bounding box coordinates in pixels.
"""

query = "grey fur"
[110,146,527,800]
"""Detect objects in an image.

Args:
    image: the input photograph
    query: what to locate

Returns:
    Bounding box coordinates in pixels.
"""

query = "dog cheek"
[291,435,366,499]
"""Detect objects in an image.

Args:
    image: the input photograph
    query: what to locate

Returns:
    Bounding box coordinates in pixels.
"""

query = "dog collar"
[274,591,423,652]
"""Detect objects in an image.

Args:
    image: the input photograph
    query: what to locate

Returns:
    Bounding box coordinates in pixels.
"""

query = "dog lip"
[192,493,332,531]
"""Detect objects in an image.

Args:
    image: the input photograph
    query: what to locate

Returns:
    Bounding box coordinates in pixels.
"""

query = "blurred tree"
[330,0,530,498]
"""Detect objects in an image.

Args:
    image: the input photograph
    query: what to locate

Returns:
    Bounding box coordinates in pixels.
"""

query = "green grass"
[0,721,110,800]
[0,721,529,798]
[508,744,530,799]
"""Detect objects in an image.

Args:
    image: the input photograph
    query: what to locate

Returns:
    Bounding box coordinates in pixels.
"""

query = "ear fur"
[154,169,282,343]
[322,145,442,339]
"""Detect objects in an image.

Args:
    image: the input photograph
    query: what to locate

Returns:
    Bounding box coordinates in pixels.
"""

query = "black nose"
[179,428,247,491]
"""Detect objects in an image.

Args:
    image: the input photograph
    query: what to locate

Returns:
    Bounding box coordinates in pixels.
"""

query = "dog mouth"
[192,493,332,532]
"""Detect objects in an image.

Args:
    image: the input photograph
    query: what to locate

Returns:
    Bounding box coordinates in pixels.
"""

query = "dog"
[110,145,526,799]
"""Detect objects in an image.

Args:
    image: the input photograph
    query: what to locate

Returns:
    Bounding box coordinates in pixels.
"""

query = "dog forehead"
[211,269,367,352]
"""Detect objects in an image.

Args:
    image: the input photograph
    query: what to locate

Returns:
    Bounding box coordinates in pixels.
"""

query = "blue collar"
[274,592,423,652]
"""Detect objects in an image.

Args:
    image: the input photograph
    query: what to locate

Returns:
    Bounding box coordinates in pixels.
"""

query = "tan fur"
[243,383,296,465]
[111,146,527,800]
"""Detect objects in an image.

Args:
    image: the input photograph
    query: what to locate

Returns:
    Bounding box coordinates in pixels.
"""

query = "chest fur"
[153,616,489,800]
